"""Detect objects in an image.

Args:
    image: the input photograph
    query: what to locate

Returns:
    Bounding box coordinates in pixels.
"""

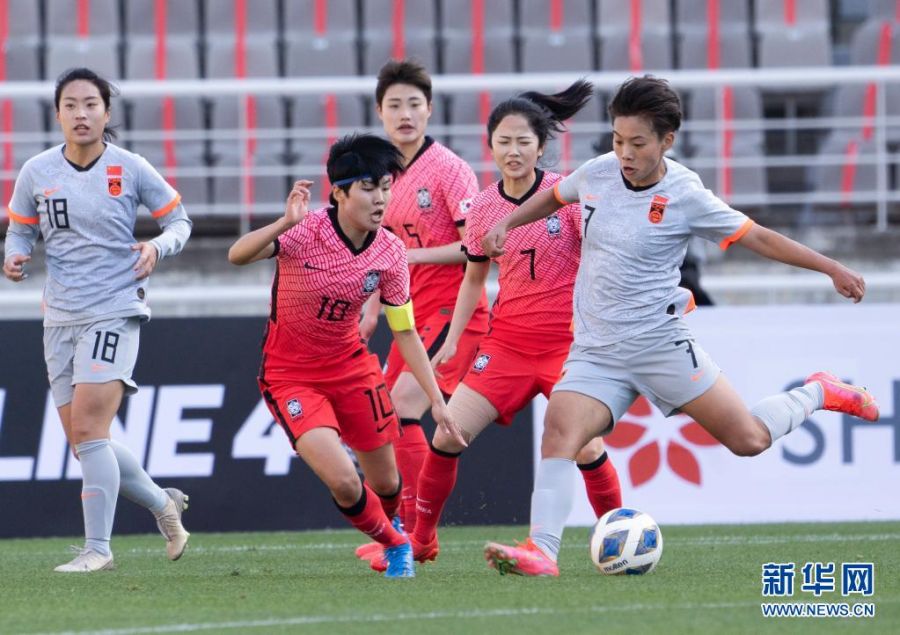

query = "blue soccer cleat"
[383,517,415,578]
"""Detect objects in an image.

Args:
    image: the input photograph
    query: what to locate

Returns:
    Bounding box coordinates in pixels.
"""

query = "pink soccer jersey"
[383,137,484,321]
[464,170,582,352]
[261,207,409,367]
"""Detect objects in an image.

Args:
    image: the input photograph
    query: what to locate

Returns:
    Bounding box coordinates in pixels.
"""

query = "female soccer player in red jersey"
[363,60,490,533]
[481,76,879,577]
[228,134,465,578]
[359,81,624,571]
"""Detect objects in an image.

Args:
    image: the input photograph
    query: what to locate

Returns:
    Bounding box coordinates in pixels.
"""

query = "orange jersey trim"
[151,194,182,219]
[718,219,755,250]
[685,291,697,315]
[7,209,39,225]
[552,183,572,206]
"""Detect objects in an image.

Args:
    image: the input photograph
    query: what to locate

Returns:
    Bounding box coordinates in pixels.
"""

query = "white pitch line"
[28,601,756,635]
[15,531,900,558]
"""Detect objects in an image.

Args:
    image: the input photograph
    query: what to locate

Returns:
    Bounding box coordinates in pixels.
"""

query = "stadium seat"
[675,0,750,35]
[868,0,900,21]
[443,35,515,73]
[678,31,752,69]
[521,32,593,72]
[0,98,45,165]
[520,0,592,31]
[686,86,765,155]
[362,0,437,74]
[755,0,829,34]
[830,82,900,144]
[125,0,200,39]
[519,0,594,72]
[692,138,768,206]
[1,42,41,80]
[600,31,673,71]
[285,0,357,37]
[597,0,670,37]
[848,19,898,65]
[757,29,832,67]
[126,40,201,80]
[45,38,121,80]
[285,36,358,76]
[46,0,120,38]
[0,0,40,45]
[811,132,879,206]
[203,0,279,38]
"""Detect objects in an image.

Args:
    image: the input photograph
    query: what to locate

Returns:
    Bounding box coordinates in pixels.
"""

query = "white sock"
[529,458,577,562]
[751,383,824,443]
[109,439,168,514]
[76,439,120,556]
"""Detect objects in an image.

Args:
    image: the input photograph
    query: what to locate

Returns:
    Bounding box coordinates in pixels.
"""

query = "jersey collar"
[498,168,544,205]
[328,206,377,256]
[61,143,107,172]
[404,135,435,171]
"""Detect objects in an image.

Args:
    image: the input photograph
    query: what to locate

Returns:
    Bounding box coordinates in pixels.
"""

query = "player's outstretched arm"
[388,304,467,447]
[407,240,468,265]
[228,180,312,265]
[482,188,562,257]
[431,259,490,374]
[736,224,866,302]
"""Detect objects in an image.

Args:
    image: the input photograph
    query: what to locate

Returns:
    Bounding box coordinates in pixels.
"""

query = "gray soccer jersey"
[4,143,192,325]
[555,152,752,347]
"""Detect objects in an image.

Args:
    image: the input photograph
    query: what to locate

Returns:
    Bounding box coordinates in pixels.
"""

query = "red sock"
[336,484,406,547]
[394,419,428,532]
[412,446,460,545]
[375,482,402,519]
[578,452,622,518]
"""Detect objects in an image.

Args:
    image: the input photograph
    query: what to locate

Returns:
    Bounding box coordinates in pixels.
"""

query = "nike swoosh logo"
[43,187,60,197]
[304,262,325,271]
[376,421,391,433]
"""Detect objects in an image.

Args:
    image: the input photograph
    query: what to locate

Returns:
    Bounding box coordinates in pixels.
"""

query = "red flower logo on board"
[604,396,720,487]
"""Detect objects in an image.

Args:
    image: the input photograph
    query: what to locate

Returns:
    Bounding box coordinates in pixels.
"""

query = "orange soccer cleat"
[357,535,440,572]
[806,371,879,422]
[483,538,559,577]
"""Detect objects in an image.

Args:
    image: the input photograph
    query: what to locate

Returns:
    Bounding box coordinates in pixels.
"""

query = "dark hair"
[607,75,682,138]
[487,80,594,149]
[375,59,432,105]
[54,67,119,141]
[327,133,405,206]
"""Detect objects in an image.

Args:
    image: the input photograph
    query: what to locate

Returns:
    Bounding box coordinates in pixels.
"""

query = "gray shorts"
[553,319,720,429]
[44,316,141,408]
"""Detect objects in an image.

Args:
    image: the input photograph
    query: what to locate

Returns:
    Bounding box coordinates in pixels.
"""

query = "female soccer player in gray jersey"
[2,68,192,573]
[480,76,880,577]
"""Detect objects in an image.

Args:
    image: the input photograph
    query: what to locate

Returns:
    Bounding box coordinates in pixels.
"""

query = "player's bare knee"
[367,471,400,497]
[575,437,605,464]
[330,475,364,507]
[726,432,770,457]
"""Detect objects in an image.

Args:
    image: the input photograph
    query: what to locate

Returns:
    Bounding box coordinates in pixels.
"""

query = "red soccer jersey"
[463,170,582,353]
[383,137,487,321]
[261,207,409,369]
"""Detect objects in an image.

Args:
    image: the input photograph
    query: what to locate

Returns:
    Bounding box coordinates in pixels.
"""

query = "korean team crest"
[459,197,473,214]
[286,398,303,419]
[107,165,123,197]
[546,213,561,237]
[472,353,491,373]
[417,187,432,210]
[363,270,381,294]
[648,194,669,224]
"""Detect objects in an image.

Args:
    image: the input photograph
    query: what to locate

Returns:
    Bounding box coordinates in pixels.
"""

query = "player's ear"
[375,100,384,122]
[331,184,346,203]
[661,131,675,153]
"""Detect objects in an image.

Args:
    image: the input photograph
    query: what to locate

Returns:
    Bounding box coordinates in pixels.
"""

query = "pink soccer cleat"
[358,535,440,572]
[484,538,559,577]
[806,371,879,422]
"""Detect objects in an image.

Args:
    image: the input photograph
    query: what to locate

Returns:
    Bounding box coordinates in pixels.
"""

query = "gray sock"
[751,383,824,443]
[109,439,168,513]
[529,458,577,562]
[76,439,120,556]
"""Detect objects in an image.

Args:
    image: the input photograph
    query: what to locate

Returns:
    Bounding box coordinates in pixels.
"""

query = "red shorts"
[258,350,399,452]
[460,338,570,425]
[383,308,488,395]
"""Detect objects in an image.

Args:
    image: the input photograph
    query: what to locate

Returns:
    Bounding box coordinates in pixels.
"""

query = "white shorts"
[44,316,141,408]
[553,319,720,429]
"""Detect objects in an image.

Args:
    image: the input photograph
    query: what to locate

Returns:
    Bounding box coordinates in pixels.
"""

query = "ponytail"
[487,80,595,148]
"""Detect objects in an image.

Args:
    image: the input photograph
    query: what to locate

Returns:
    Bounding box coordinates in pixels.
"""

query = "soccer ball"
[589,507,663,575]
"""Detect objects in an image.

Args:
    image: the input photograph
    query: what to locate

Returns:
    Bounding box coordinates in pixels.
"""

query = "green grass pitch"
[1,522,897,634]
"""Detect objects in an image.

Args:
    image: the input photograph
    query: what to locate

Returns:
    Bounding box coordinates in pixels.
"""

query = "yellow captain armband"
[384,300,416,332]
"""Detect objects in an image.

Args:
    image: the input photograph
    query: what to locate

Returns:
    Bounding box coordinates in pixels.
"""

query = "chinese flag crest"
[648,194,668,224]
[107,165,122,196]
